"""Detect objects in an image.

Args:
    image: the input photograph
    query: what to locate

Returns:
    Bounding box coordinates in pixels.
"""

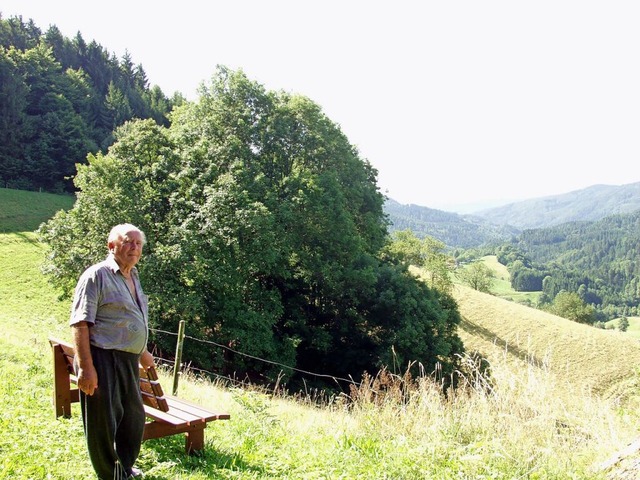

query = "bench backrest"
[48,337,169,413]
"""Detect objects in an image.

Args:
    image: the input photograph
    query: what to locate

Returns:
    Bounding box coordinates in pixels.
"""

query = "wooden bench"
[48,337,230,454]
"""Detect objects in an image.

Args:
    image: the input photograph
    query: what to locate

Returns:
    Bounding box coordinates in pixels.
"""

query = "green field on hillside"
[0,188,75,233]
[2,189,640,479]
[478,255,543,305]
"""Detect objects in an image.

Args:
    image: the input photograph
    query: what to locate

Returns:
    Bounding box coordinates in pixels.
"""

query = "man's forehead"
[117,231,143,242]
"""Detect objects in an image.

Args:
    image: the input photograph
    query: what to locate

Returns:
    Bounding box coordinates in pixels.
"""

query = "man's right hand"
[77,365,98,395]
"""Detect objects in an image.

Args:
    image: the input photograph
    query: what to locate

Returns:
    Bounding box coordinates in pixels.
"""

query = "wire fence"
[148,326,361,391]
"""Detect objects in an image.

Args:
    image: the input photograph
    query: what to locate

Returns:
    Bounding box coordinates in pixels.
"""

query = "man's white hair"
[108,223,146,245]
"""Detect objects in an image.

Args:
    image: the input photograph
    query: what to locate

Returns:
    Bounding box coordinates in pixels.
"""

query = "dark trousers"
[77,346,145,480]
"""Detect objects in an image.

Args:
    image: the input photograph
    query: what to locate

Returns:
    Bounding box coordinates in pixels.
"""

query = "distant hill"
[474,182,640,229]
[385,182,640,248]
[505,209,640,317]
[384,199,518,248]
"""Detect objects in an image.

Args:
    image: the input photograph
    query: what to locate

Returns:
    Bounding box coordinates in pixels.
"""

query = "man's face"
[110,230,144,269]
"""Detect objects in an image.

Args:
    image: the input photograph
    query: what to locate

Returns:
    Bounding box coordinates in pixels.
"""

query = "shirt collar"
[105,253,138,277]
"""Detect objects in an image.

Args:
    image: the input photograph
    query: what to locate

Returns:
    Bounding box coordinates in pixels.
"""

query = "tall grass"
[3,334,634,479]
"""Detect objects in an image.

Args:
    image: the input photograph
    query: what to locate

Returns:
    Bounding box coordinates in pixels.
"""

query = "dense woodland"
[385,198,519,248]
[497,211,640,319]
[0,14,182,192]
[388,195,640,321]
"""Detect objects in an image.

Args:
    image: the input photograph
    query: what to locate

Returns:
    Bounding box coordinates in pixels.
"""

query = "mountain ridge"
[385,181,640,247]
[474,182,640,229]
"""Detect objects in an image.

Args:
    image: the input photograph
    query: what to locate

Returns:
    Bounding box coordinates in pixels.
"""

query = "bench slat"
[143,403,204,427]
[139,364,170,412]
[165,395,231,422]
[140,378,169,411]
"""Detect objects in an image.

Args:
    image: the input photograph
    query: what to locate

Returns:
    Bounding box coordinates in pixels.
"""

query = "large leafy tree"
[458,260,495,293]
[40,67,463,387]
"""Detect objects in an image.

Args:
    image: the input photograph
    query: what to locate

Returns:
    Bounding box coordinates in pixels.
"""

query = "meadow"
[1,188,639,479]
[479,255,543,306]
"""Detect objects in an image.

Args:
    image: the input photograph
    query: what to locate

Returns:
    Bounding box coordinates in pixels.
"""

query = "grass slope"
[0,188,75,233]
[454,285,640,399]
[2,189,640,479]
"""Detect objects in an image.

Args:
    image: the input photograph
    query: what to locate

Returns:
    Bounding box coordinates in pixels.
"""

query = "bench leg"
[52,344,72,418]
[185,427,205,454]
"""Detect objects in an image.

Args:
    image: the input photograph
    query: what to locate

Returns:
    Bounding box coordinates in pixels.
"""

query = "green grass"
[0,187,75,233]
[471,255,543,305]
[604,317,640,339]
[622,317,640,338]
[2,189,640,478]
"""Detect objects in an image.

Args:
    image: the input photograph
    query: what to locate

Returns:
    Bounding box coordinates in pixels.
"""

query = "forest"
[0,14,182,192]
[495,210,640,319]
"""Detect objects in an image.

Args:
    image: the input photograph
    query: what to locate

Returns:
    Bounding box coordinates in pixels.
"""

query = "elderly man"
[70,223,155,479]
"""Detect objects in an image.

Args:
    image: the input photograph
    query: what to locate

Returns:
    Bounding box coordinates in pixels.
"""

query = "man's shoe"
[127,466,143,478]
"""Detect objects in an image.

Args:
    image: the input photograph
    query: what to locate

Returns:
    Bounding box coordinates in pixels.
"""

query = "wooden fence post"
[172,320,186,396]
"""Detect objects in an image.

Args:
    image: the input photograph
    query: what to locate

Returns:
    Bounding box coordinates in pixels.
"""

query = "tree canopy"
[457,261,495,293]
[385,229,454,293]
[39,67,464,389]
[547,291,596,325]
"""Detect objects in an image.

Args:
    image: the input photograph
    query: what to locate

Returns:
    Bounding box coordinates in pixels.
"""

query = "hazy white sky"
[3,1,639,211]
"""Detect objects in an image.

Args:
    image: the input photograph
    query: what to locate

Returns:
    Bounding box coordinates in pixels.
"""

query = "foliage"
[495,244,531,267]
[475,255,543,307]
[509,262,545,292]
[547,290,596,325]
[38,67,464,388]
[457,261,495,293]
[388,186,640,321]
[618,316,630,332]
[385,198,519,248]
[0,15,181,192]
[384,229,454,293]
[499,211,640,319]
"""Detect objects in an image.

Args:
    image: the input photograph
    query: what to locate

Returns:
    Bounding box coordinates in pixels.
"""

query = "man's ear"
[108,241,115,252]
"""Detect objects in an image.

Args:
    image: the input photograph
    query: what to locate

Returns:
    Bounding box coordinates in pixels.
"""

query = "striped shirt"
[70,254,148,354]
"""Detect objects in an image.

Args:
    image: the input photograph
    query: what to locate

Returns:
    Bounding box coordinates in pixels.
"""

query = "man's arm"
[72,322,98,395]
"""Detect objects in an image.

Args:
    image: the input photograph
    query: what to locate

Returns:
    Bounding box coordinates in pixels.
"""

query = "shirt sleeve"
[69,268,99,326]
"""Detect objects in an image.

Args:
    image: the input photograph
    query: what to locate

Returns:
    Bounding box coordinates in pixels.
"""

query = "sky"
[2,1,639,212]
